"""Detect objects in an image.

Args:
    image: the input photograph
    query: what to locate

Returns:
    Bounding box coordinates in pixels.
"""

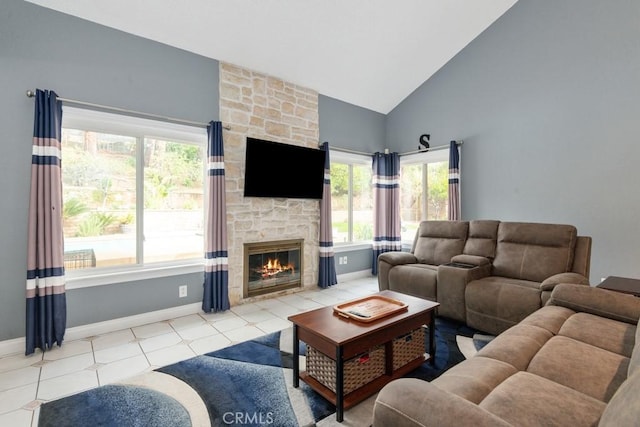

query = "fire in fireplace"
[244,239,303,298]
[259,258,295,278]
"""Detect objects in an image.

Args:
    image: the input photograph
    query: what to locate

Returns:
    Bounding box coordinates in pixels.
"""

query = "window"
[330,151,373,244]
[61,107,207,277]
[400,150,449,242]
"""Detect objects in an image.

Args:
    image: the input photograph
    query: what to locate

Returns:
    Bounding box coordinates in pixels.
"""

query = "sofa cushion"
[527,335,629,402]
[412,221,468,265]
[492,222,577,282]
[462,220,499,259]
[474,324,553,371]
[466,277,542,335]
[479,372,606,427]
[598,370,640,427]
[388,264,438,301]
[518,305,575,335]
[558,312,636,357]
[432,356,518,404]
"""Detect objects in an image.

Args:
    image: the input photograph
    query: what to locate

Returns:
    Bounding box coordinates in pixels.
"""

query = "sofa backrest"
[571,236,592,278]
[462,220,500,260]
[412,220,469,265]
[492,222,578,282]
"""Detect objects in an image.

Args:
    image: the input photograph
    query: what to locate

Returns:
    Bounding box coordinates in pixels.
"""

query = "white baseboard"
[0,338,25,359]
[1,273,375,358]
[337,269,374,283]
[0,302,202,358]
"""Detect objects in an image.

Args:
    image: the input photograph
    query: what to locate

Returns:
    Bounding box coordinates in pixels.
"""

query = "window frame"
[329,150,373,249]
[61,107,207,289]
[399,149,449,245]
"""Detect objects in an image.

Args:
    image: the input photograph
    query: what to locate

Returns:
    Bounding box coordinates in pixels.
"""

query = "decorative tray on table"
[333,295,408,322]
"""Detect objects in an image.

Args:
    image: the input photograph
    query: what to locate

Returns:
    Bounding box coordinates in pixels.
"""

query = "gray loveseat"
[373,284,640,427]
[378,220,592,335]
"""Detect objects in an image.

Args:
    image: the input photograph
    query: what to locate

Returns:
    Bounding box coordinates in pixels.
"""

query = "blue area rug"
[38,318,482,427]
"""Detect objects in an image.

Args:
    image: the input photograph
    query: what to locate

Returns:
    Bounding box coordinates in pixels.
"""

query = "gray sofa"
[378,220,592,335]
[373,284,640,427]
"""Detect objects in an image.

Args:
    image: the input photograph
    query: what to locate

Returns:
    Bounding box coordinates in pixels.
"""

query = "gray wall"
[334,248,374,276]
[0,0,219,340]
[319,95,386,153]
[386,0,640,283]
[319,95,385,276]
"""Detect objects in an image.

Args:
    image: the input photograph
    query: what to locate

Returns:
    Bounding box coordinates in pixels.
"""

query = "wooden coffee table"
[288,290,439,422]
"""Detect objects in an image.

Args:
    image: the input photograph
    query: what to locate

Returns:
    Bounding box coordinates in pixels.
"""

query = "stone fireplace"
[243,239,303,298]
[219,62,320,304]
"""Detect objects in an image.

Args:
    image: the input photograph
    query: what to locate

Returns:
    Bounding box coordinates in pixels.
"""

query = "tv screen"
[244,137,326,199]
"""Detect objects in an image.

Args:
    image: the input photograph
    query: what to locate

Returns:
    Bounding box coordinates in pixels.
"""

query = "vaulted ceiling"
[26,0,517,113]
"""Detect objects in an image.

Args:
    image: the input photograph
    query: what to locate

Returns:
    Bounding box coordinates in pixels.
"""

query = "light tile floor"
[0,276,378,426]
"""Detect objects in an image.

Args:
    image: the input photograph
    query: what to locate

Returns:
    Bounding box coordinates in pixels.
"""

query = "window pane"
[352,164,373,242]
[400,160,449,241]
[62,129,137,270]
[400,163,423,241]
[143,138,204,263]
[427,161,448,220]
[330,163,349,243]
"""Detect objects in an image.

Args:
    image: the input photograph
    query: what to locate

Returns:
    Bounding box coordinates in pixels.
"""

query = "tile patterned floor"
[0,276,378,426]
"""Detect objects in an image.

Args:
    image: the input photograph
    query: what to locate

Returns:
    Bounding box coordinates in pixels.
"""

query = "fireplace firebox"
[243,239,303,298]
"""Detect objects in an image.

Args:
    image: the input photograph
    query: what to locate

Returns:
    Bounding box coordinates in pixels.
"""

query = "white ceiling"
[26,0,517,114]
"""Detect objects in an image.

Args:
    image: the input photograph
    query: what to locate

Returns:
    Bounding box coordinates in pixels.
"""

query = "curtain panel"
[318,142,337,288]
[448,141,461,221]
[202,121,230,312]
[371,152,402,275]
[26,89,67,355]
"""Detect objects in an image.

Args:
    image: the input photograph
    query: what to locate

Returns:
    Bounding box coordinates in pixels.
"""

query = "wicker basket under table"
[306,345,386,394]
[392,327,426,370]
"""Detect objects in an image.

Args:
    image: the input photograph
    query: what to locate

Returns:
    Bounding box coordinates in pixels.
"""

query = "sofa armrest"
[548,283,640,325]
[378,251,418,266]
[377,251,419,290]
[540,272,590,291]
[437,263,491,322]
[450,254,492,267]
[373,379,512,427]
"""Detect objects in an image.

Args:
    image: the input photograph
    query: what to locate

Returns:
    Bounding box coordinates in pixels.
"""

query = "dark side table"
[596,276,640,297]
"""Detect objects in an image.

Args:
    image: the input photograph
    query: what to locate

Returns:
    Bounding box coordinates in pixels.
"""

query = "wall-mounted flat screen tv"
[244,137,326,199]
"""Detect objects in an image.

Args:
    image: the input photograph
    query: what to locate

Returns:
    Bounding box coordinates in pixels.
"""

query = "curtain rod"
[322,140,462,157]
[26,90,230,131]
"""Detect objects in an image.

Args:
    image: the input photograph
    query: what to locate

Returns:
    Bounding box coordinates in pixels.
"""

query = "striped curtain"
[448,141,461,220]
[202,121,230,312]
[371,152,402,275]
[26,89,67,355]
[318,142,337,288]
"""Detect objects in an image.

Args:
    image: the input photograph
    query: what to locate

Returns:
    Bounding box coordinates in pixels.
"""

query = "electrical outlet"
[343,256,348,264]
[179,285,188,298]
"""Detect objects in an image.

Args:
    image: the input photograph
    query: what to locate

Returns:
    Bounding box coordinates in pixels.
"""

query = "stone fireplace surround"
[219,62,321,305]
